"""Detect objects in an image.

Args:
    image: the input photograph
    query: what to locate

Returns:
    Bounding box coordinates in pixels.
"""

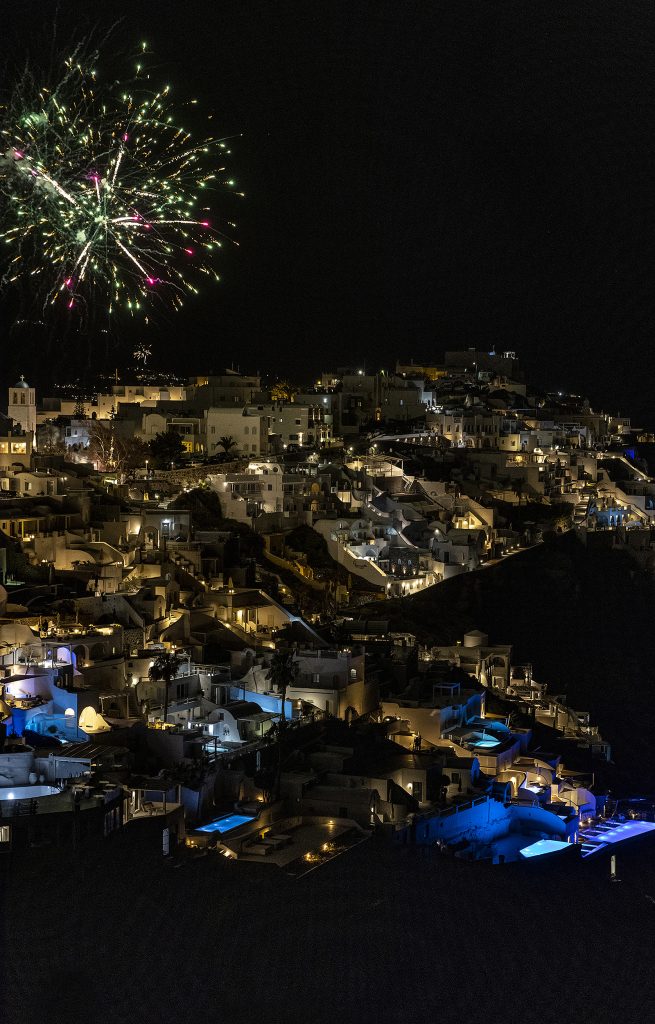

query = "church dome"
[14,375,29,388]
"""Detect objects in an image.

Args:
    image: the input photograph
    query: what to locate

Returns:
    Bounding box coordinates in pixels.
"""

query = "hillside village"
[2,349,654,867]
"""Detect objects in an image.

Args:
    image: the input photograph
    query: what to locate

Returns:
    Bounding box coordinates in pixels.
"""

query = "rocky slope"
[360,532,655,791]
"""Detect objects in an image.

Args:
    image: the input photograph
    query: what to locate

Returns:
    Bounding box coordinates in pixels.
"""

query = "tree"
[265,646,300,800]
[87,420,124,473]
[285,524,333,570]
[217,435,237,455]
[86,423,148,479]
[512,479,525,506]
[38,423,66,456]
[149,429,185,469]
[148,651,183,725]
[266,647,299,727]
[122,436,150,480]
[169,487,223,529]
[270,380,297,403]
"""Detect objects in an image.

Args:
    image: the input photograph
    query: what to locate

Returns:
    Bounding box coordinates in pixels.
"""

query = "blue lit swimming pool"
[0,785,61,800]
[519,839,571,859]
[196,813,255,834]
[473,739,501,749]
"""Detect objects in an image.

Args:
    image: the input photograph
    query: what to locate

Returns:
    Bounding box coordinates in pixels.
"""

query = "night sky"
[2,1,655,425]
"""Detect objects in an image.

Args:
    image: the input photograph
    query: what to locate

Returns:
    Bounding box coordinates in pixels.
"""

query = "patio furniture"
[248,843,272,856]
[267,834,291,848]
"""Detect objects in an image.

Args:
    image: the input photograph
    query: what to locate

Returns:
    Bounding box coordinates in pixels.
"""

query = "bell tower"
[8,375,37,443]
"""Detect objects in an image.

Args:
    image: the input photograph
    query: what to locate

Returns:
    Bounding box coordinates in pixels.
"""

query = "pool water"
[473,739,500,749]
[519,839,571,859]
[0,785,61,800]
[196,813,255,834]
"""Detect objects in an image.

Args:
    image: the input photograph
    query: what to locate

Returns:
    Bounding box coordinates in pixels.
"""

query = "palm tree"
[217,435,237,455]
[265,646,300,799]
[266,646,299,726]
[148,651,183,725]
[513,478,525,506]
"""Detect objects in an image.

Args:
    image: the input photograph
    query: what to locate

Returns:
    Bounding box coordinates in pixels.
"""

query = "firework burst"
[0,40,240,320]
[133,341,151,365]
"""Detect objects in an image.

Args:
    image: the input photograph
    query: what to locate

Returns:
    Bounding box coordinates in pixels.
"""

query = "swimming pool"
[196,813,255,834]
[519,839,571,859]
[472,738,501,749]
[0,785,61,800]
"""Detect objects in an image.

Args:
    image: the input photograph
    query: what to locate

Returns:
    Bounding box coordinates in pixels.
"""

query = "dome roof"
[14,375,29,388]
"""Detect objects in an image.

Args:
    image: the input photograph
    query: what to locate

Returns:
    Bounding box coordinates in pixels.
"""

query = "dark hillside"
[361,533,655,791]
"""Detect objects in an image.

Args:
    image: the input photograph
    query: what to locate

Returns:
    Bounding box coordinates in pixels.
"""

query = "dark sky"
[3,1,655,425]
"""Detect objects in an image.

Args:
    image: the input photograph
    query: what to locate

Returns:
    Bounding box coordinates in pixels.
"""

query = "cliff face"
[364,533,655,791]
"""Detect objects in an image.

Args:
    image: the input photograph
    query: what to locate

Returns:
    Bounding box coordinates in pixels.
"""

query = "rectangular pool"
[519,839,571,859]
[196,813,255,834]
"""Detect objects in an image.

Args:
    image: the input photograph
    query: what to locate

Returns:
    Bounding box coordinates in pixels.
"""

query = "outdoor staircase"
[573,494,590,526]
[578,820,629,858]
[125,689,141,718]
